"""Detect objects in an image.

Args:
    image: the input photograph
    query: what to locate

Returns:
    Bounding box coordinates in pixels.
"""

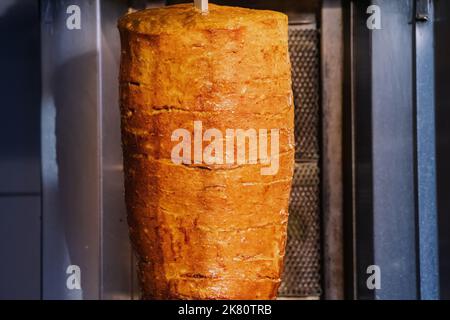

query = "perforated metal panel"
[290,27,320,161]
[279,25,321,297]
[280,163,321,296]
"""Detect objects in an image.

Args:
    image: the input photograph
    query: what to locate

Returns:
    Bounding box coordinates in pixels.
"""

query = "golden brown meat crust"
[118,3,294,300]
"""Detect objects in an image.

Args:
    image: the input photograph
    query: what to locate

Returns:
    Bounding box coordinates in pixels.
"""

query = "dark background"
[0,0,42,299]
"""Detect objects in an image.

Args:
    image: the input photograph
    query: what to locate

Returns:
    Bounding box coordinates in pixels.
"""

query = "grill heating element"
[279,25,321,298]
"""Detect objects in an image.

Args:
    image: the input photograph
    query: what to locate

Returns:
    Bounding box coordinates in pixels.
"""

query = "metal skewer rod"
[194,0,208,13]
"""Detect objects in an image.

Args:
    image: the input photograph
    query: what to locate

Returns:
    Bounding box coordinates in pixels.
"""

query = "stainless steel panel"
[348,0,418,299]
[415,0,439,300]
[321,0,344,300]
[100,0,137,300]
[41,0,132,299]
[370,0,417,300]
[41,0,101,299]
